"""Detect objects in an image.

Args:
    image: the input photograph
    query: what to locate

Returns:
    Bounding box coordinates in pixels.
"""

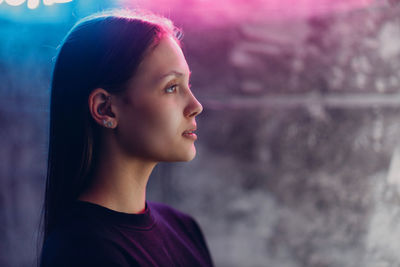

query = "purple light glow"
[118,0,378,24]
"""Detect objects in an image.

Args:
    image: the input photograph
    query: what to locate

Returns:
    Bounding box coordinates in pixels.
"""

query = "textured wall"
[1,0,400,266]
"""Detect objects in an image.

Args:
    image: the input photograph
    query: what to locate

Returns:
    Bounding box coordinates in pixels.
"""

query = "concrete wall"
[1,1,400,266]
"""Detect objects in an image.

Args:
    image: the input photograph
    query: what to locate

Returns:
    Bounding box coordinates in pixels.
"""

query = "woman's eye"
[165,84,178,93]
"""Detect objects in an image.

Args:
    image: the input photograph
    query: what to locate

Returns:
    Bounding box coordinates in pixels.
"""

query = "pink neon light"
[118,0,377,23]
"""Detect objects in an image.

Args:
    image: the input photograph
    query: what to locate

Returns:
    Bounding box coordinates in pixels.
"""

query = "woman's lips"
[182,129,197,140]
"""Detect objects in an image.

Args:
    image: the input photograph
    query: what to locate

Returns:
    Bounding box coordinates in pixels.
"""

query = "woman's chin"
[168,147,197,162]
[184,151,196,162]
[186,146,197,161]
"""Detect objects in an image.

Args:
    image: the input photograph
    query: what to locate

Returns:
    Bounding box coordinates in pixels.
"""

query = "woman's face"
[114,36,203,162]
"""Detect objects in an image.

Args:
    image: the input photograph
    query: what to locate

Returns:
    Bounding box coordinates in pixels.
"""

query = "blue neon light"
[0,0,73,9]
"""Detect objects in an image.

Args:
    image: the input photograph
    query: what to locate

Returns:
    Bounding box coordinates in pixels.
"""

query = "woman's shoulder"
[41,202,212,266]
[45,206,110,241]
[40,207,130,266]
[41,231,127,267]
[148,201,213,264]
[42,220,108,252]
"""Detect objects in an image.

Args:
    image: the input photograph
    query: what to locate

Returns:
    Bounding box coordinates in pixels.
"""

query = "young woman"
[39,9,214,266]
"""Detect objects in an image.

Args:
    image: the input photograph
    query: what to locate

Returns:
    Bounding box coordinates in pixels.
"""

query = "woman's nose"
[184,91,203,117]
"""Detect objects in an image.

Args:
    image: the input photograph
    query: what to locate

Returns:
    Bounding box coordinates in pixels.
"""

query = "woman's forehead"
[137,37,190,80]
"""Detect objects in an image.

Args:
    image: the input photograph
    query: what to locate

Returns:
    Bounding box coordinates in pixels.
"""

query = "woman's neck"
[78,147,157,214]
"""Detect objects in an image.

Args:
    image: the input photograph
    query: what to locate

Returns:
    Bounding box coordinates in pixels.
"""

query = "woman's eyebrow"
[158,70,192,81]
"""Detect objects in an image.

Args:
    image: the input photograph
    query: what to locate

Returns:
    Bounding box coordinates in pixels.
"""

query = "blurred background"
[1,0,400,266]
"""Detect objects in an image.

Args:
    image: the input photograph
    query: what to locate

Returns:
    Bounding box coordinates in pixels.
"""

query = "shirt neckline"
[70,200,157,230]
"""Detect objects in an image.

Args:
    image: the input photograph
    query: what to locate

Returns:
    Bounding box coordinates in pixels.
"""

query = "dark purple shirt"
[40,201,214,267]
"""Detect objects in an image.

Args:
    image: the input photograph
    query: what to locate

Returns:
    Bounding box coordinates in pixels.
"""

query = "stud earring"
[102,119,113,128]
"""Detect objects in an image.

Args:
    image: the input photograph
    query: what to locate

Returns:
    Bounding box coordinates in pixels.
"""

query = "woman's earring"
[103,119,113,128]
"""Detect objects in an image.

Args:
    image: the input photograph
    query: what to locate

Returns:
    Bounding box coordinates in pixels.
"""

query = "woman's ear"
[88,88,117,129]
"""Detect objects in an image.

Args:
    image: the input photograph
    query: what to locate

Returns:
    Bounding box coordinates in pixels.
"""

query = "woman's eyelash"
[165,84,178,93]
[165,83,192,93]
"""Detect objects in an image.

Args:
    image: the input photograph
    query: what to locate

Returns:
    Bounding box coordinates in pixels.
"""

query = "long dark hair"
[40,9,182,249]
